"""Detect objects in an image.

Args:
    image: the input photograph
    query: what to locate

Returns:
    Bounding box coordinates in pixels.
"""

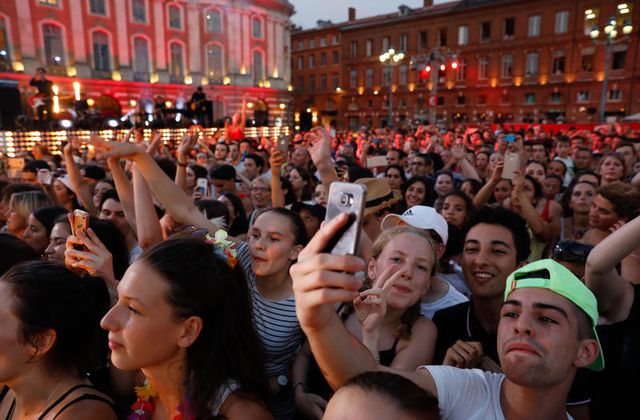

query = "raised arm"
[63,138,99,216]
[473,161,503,209]
[585,215,638,323]
[269,150,286,208]
[91,139,220,235]
[132,164,163,249]
[291,213,438,395]
[107,157,137,233]
[309,127,339,190]
[175,133,196,192]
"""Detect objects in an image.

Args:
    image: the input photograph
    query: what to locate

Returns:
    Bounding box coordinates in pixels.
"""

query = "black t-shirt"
[29,78,53,96]
[589,284,640,419]
[432,300,591,406]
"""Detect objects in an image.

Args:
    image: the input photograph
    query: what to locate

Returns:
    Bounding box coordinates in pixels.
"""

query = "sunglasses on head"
[551,240,593,263]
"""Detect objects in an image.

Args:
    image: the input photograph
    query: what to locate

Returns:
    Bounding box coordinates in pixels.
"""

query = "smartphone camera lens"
[340,193,354,207]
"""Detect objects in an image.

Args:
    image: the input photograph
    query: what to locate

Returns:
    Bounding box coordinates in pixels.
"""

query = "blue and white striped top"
[237,242,303,377]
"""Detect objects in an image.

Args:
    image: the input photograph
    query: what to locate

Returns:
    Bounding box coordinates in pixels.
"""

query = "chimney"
[423,0,433,7]
[348,7,356,22]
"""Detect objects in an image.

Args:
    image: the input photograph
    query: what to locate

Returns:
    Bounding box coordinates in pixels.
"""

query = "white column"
[227,9,240,73]
[268,19,275,77]
[274,20,283,78]
[154,0,166,70]
[14,0,35,57]
[114,0,129,66]
[68,0,87,62]
[242,13,250,73]
[187,4,201,73]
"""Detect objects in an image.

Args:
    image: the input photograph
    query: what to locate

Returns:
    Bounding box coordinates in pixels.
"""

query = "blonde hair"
[9,191,53,220]
[251,177,270,191]
[346,226,437,340]
[370,226,437,275]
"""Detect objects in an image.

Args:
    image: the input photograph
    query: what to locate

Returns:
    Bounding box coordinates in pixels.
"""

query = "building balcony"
[133,71,150,82]
[47,64,67,76]
[169,74,184,84]
[92,69,112,79]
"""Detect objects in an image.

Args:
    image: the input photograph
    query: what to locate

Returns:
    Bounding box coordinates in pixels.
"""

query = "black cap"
[209,164,236,181]
[82,164,106,181]
[291,202,326,221]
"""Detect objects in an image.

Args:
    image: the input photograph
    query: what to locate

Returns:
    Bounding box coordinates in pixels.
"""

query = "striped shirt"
[237,242,303,377]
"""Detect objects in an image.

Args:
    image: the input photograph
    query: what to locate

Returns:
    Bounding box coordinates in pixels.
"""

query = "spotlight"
[60,119,73,129]
[106,119,119,128]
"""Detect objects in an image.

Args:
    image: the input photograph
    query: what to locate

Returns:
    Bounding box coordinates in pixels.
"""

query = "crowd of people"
[1,121,639,419]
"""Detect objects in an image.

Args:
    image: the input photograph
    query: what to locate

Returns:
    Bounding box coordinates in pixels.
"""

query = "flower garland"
[205,229,238,268]
[129,383,194,420]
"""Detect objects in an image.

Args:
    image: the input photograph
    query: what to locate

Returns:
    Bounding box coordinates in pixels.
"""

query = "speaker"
[0,79,23,130]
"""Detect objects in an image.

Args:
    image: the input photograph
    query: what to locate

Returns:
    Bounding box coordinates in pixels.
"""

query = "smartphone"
[276,135,290,155]
[504,134,516,142]
[322,182,367,255]
[502,152,520,180]
[37,169,52,185]
[7,157,24,179]
[366,156,388,168]
[72,209,90,250]
[196,178,208,195]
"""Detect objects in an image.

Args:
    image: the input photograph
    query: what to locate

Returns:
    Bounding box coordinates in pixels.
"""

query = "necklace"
[129,383,193,420]
[7,381,63,420]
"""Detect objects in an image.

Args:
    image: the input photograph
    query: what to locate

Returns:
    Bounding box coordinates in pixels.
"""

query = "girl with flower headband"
[91,138,309,419]
[101,237,272,419]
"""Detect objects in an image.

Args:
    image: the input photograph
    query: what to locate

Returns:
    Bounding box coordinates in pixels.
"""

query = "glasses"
[411,161,425,166]
[251,187,270,193]
[551,240,593,263]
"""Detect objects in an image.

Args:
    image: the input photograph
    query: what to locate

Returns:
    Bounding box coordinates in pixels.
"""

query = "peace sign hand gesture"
[354,267,405,333]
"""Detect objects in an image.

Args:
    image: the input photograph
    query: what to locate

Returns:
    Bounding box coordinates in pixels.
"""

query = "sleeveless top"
[227,126,245,142]
[0,384,117,420]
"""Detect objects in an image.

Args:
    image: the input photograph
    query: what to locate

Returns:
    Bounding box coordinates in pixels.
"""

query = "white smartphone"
[196,178,208,195]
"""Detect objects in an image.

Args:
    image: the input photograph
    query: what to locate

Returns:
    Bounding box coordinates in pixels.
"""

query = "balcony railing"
[133,71,150,82]
[92,69,112,79]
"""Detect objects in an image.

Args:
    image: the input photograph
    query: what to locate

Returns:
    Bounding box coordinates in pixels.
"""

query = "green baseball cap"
[504,259,604,371]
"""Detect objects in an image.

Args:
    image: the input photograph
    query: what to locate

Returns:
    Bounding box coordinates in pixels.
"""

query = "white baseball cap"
[381,205,448,245]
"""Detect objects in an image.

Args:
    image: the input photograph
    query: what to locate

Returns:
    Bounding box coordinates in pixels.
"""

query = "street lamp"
[379,48,405,128]
[589,13,633,122]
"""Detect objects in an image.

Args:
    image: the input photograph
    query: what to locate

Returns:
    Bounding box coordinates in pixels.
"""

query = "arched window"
[133,36,150,81]
[205,9,222,33]
[42,23,65,66]
[169,42,185,82]
[92,31,110,73]
[252,50,264,84]
[206,44,224,83]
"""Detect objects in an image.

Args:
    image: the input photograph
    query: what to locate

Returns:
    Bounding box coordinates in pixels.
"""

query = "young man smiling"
[291,214,603,420]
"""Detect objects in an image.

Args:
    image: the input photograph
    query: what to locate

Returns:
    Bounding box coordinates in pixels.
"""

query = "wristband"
[177,161,188,167]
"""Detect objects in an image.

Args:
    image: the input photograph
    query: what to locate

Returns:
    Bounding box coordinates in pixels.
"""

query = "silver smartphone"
[502,152,520,180]
[322,182,367,255]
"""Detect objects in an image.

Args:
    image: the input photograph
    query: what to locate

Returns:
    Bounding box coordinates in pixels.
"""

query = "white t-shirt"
[423,366,505,420]
[422,366,573,420]
[420,280,469,319]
